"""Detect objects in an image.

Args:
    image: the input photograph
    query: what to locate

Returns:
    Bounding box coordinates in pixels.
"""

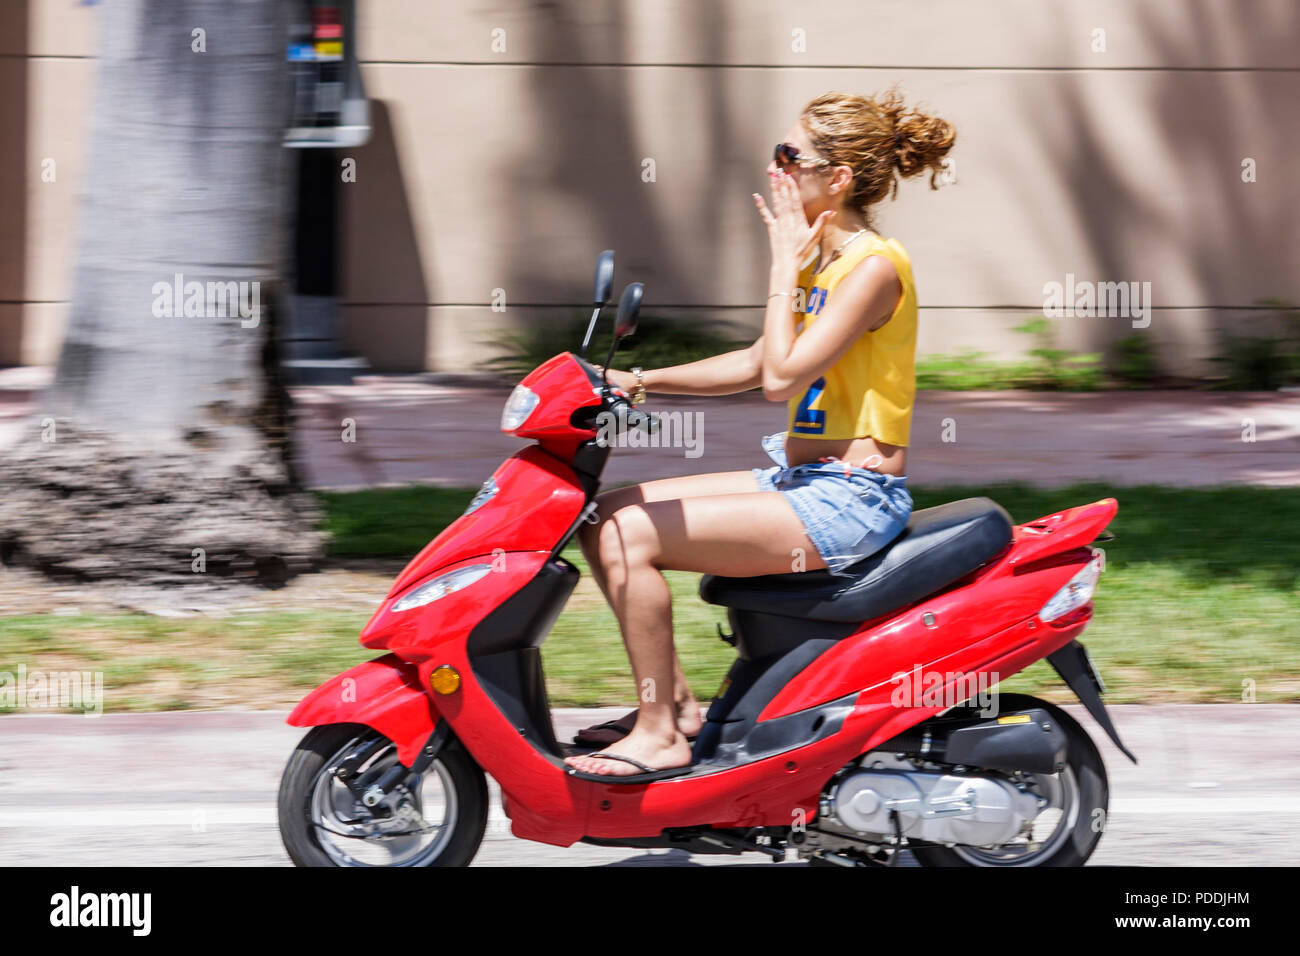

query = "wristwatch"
[630,367,647,405]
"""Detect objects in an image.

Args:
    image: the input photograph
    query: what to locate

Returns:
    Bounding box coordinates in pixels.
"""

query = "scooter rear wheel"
[910,694,1109,868]
[278,723,488,867]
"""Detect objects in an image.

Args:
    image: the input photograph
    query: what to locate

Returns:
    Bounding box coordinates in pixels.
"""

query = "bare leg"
[577,471,760,737]
[565,491,826,776]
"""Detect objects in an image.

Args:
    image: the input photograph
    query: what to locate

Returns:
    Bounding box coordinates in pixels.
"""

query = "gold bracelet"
[630,366,647,405]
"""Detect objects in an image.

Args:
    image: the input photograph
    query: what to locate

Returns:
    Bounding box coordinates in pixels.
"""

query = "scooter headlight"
[501,384,540,432]
[1039,549,1104,623]
[392,564,492,612]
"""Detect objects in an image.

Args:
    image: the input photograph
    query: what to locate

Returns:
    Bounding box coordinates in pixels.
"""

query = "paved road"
[2,367,1298,489]
[1,705,1296,866]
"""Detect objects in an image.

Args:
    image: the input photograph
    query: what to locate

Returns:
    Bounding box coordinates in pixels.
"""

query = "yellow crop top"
[786,233,917,447]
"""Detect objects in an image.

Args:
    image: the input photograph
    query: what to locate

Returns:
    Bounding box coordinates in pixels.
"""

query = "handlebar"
[603,390,658,436]
[573,353,658,437]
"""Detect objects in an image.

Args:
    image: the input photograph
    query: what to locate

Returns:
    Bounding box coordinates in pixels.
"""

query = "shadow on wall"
[1023,1,1299,372]
[339,98,429,372]
[502,3,757,337]
[0,1,28,365]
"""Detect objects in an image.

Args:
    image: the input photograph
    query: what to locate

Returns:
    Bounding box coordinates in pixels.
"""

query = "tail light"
[1039,549,1104,623]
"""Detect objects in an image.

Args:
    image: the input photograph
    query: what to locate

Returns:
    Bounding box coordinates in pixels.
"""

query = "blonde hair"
[800,87,956,226]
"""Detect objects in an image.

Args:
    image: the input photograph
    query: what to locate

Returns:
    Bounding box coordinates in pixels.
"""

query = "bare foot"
[564,726,692,777]
[675,697,703,738]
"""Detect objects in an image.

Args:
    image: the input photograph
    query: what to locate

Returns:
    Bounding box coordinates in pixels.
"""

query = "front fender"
[287,654,439,767]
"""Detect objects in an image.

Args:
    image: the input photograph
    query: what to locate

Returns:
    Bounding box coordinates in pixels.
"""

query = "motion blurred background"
[3,1,1299,375]
[0,2,1295,741]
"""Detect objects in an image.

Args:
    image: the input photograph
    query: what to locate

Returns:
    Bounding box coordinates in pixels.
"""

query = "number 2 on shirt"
[792,376,827,435]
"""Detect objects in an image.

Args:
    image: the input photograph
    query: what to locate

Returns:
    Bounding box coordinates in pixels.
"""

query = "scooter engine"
[817,754,1043,848]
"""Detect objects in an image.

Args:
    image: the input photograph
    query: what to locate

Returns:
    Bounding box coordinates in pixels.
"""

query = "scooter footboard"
[287,653,440,767]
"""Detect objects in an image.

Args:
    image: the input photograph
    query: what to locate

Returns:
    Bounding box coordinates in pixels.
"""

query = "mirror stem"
[580,304,602,359]
[603,332,621,383]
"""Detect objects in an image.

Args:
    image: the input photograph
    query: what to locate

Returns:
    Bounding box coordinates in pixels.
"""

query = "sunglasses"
[773,142,831,171]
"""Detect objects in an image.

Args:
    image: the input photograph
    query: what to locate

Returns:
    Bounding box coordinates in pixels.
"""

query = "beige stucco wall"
[5,1,1299,376]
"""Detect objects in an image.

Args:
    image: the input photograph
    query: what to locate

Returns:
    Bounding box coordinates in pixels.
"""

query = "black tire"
[910,694,1109,868]
[278,723,488,868]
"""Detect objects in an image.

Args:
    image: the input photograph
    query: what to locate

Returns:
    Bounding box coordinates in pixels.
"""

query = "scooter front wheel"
[278,723,488,867]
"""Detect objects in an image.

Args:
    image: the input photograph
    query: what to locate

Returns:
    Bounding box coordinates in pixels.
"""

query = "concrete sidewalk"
[3,367,1298,489]
[1,705,1297,866]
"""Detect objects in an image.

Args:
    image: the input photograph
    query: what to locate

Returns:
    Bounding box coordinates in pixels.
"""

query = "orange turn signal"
[430,665,461,695]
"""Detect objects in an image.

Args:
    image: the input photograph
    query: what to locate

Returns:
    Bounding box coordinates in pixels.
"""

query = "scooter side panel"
[757,548,1094,720]
[287,654,439,767]
[386,446,585,598]
[578,615,1092,838]
[363,552,553,660]
[414,642,594,847]
[842,613,1090,757]
[579,722,883,838]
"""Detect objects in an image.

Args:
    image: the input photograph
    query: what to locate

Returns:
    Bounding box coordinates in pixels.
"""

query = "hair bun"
[799,87,956,224]
[881,87,956,189]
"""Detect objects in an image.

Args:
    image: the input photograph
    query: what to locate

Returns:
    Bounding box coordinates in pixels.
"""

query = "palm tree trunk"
[0,0,324,584]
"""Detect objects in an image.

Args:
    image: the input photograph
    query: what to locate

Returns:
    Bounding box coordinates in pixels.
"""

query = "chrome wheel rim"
[949,765,1080,866]
[308,734,458,867]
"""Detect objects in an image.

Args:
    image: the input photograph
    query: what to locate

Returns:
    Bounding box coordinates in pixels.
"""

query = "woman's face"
[767,121,840,225]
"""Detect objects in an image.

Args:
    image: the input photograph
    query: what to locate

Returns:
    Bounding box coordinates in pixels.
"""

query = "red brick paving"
[3,368,1297,489]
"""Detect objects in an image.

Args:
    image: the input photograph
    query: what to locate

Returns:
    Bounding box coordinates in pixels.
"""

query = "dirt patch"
[0,559,404,617]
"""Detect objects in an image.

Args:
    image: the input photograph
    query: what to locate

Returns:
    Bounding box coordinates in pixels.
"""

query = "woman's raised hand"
[752,170,835,276]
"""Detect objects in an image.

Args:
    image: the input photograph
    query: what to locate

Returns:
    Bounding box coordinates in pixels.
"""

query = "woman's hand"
[752,170,835,278]
[593,366,639,393]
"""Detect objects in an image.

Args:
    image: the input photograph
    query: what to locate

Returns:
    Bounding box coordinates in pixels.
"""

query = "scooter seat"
[699,497,1013,624]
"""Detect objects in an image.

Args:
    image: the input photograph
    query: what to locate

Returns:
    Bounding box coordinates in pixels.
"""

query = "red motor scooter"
[278,251,1135,867]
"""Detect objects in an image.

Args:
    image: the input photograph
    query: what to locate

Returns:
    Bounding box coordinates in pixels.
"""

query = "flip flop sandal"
[572,713,637,746]
[565,752,693,784]
[573,710,700,746]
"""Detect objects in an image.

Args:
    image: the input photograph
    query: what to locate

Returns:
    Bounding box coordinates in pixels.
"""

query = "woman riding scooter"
[565,88,957,777]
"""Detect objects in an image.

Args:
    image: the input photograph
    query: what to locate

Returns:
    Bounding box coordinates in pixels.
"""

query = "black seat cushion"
[699,497,1013,624]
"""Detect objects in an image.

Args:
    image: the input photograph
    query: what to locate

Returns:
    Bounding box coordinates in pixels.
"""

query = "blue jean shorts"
[752,431,913,576]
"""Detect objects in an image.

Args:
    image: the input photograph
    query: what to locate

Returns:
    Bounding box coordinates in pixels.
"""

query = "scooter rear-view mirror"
[581,249,615,358]
[603,282,643,379]
[614,282,642,340]
[593,249,614,306]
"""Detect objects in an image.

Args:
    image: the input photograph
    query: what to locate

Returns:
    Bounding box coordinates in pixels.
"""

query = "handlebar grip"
[626,407,658,434]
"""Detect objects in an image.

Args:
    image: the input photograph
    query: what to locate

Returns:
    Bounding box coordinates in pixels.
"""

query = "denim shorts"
[752,431,913,576]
